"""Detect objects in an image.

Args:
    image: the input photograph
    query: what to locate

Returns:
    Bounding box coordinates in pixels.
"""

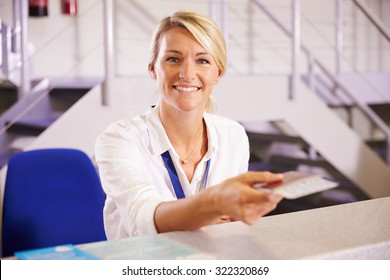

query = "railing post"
[12,0,21,54]
[290,0,300,100]
[248,0,254,74]
[1,21,10,75]
[387,140,390,165]
[18,0,31,99]
[102,0,114,106]
[221,0,229,53]
[335,0,344,75]
[208,0,217,22]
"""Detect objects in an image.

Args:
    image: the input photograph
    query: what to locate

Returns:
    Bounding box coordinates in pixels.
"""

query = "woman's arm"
[154,171,283,233]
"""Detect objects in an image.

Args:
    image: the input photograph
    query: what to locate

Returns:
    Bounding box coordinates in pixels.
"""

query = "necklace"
[179,122,203,165]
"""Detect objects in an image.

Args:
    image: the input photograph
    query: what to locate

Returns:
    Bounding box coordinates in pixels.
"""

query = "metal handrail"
[352,0,390,42]
[299,6,387,101]
[251,0,390,164]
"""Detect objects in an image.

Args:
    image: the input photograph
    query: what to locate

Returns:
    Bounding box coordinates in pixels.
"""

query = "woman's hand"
[211,171,283,225]
[154,171,283,233]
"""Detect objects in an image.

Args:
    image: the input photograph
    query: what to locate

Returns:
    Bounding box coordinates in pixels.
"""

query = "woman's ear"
[149,64,157,80]
[214,69,224,85]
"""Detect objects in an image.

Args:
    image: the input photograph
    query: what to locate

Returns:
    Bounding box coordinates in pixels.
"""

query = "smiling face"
[149,27,223,114]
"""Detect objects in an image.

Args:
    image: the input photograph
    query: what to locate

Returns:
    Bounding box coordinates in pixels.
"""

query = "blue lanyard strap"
[161,150,185,199]
[161,150,211,199]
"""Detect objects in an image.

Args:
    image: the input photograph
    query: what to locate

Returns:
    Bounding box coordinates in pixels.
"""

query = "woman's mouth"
[173,85,201,93]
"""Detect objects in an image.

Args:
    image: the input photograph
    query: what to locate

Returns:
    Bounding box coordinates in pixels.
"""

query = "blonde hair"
[149,11,227,112]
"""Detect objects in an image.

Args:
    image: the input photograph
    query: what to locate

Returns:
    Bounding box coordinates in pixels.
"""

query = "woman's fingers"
[241,171,284,186]
[215,171,284,225]
[238,191,281,225]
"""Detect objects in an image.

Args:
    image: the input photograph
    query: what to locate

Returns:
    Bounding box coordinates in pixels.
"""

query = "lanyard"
[161,150,211,199]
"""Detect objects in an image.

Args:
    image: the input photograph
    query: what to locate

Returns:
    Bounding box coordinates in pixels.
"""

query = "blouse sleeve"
[238,124,250,173]
[95,123,163,238]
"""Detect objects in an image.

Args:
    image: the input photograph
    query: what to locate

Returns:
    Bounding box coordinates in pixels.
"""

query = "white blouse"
[95,104,249,239]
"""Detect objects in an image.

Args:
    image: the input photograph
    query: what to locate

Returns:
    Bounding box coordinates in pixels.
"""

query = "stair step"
[49,87,91,99]
[47,76,101,99]
[0,83,18,115]
[246,131,310,148]
[6,117,57,136]
[3,85,90,136]
[268,154,330,167]
[365,139,387,161]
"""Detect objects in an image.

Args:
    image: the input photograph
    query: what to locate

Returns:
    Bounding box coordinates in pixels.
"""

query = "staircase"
[213,75,390,200]
[0,77,98,168]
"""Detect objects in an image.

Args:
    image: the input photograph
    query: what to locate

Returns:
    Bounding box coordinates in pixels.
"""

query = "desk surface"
[160,197,390,259]
[80,197,390,260]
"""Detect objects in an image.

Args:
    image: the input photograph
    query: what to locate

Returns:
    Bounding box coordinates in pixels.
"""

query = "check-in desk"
[160,197,390,259]
[80,197,390,260]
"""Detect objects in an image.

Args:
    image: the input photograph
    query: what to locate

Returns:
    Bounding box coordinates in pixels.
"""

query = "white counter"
[161,197,390,259]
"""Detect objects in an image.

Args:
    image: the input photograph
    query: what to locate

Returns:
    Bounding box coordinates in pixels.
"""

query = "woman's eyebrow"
[196,52,210,55]
[164,50,210,56]
[165,50,182,55]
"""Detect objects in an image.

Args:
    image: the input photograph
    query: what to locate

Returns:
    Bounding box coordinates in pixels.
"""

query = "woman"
[95,11,283,240]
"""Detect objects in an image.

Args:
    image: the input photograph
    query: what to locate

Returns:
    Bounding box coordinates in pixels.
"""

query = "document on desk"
[78,234,216,260]
[15,235,215,260]
[15,244,100,260]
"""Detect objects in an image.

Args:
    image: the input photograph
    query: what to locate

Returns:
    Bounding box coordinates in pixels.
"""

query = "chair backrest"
[2,148,106,257]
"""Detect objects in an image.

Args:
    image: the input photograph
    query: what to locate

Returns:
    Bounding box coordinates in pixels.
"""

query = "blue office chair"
[2,148,107,257]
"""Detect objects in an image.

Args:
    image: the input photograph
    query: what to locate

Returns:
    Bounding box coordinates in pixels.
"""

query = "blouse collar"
[146,104,218,158]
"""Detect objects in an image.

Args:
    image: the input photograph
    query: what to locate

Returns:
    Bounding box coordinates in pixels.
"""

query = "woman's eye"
[166,57,179,63]
[197,59,209,65]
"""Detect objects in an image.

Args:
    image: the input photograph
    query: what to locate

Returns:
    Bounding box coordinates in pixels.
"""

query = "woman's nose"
[179,61,196,81]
